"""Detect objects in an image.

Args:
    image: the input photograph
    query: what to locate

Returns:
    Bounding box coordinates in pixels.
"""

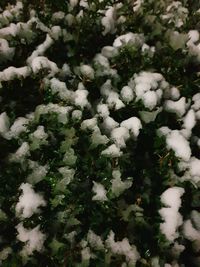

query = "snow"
[135,83,151,98]
[50,26,61,40]
[120,117,142,138]
[141,43,155,57]
[188,30,199,43]
[81,118,97,131]
[101,6,116,35]
[101,144,122,158]
[0,247,12,263]
[156,87,165,99]
[132,71,165,109]
[133,0,144,12]
[120,86,134,103]
[183,109,196,130]
[35,104,73,124]
[0,38,15,63]
[164,97,186,117]
[91,128,109,146]
[87,230,104,250]
[101,46,118,58]
[180,128,191,140]
[27,34,54,64]
[10,142,30,161]
[95,54,110,71]
[157,126,171,136]
[111,126,130,148]
[0,112,10,135]
[142,91,158,110]
[61,63,71,77]
[94,55,118,77]
[183,219,200,242]
[151,257,160,267]
[111,170,132,197]
[69,0,78,7]
[196,110,200,121]
[166,130,191,161]
[100,79,112,96]
[0,23,18,37]
[154,89,162,100]
[171,242,185,258]
[92,181,108,202]
[163,2,188,28]
[0,2,20,26]
[191,210,200,231]
[0,18,37,41]
[16,223,46,257]
[0,1,198,263]
[133,72,163,90]
[105,231,140,266]
[0,66,30,82]
[169,31,188,50]
[32,126,47,139]
[176,157,200,184]
[52,11,65,21]
[80,64,95,80]
[0,12,10,26]
[159,187,185,242]
[187,41,200,62]
[160,187,184,209]
[65,14,75,26]
[79,0,89,9]
[2,11,13,20]
[113,32,144,48]
[49,78,71,101]
[169,87,180,100]
[97,103,110,118]
[106,91,125,110]
[72,110,82,121]
[30,56,58,75]
[81,247,91,264]
[189,157,200,182]
[74,88,89,109]
[16,183,46,218]
[192,93,200,111]
[102,116,119,132]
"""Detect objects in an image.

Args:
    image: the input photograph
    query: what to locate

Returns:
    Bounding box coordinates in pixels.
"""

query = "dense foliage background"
[0,0,200,266]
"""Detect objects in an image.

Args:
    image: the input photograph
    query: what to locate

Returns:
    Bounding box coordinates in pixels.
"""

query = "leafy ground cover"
[0,0,200,266]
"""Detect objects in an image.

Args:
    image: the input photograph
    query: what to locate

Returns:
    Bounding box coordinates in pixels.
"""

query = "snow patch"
[16,183,46,218]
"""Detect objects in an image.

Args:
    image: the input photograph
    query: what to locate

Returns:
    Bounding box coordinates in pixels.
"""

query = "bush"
[0,0,200,266]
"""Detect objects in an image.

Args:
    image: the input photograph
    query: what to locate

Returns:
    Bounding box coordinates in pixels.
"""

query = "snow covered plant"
[0,0,200,266]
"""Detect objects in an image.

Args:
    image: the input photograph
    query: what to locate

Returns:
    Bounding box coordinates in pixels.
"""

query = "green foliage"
[0,0,200,266]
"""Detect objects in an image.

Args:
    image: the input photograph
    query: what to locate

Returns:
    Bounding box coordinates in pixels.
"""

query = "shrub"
[0,0,200,266]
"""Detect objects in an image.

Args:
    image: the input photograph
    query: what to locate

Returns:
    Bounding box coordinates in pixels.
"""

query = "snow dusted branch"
[0,0,200,266]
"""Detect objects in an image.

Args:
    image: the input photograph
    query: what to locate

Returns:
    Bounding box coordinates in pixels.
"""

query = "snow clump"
[16,183,46,218]
[159,187,185,242]
[16,223,46,258]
